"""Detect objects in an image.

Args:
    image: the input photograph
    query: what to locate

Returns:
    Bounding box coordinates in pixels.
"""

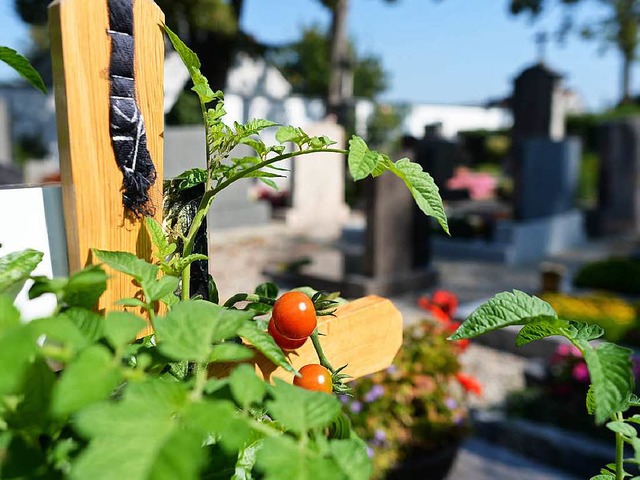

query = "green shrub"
[574,258,640,295]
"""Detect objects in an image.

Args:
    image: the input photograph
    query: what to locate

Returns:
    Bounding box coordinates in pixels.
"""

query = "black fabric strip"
[107,0,156,217]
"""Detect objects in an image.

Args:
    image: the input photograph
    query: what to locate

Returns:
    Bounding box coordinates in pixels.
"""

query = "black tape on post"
[107,0,157,216]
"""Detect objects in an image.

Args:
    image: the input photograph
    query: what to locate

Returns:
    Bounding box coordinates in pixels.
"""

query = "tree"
[271,26,388,100]
[510,0,640,104]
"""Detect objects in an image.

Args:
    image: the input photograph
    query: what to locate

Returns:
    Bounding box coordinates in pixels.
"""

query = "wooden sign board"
[49,0,164,333]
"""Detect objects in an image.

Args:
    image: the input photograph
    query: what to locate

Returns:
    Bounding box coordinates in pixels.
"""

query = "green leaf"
[63,265,108,308]
[591,475,616,479]
[172,254,209,276]
[276,126,305,144]
[6,358,56,432]
[51,344,123,417]
[267,380,341,436]
[515,317,571,346]
[238,321,295,374]
[146,275,180,302]
[0,295,20,333]
[104,311,147,350]
[0,324,37,395]
[155,301,252,362]
[607,421,637,437]
[32,315,91,352]
[229,364,266,409]
[584,342,634,424]
[239,119,279,136]
[29,275,67,299]
[0,249,43,299]
[116,297,148,308]
[587,385,596,415]
[184,400,253,453]
[329,439,372,480]
[145,216,173,259]
[61,307,104,343]
[569,322,605,341]
[92,249,158,286]
[450,290,557,340]
[255,436,337,480]
[234,439,262,480]
[0,46,46,93]
[72,380,204,480]
[255,283,278,299]
[347,136,377,181]
[388,158,449,234]
[174,168,207,190]
[209,343,254,363]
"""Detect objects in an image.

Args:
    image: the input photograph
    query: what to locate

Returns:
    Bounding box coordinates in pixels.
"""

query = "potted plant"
[345,291,482,479]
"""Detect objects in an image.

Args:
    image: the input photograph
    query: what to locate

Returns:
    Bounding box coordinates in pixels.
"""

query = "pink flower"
[572,362,590,383]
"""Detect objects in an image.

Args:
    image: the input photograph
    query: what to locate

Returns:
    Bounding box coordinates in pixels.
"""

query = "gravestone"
[512,63,565,141]
[267,142,437,297]
[597,117,640,234]
[415,123,458,190]
[286,118,350,239]
[0,98,11,165]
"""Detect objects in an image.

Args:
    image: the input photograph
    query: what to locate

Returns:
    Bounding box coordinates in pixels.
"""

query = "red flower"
[431,290,458,317]
[455,372,483,396]
[418,297,451,324]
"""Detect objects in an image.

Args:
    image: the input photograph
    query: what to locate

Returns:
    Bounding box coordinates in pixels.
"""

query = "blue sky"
[0,0,627,110]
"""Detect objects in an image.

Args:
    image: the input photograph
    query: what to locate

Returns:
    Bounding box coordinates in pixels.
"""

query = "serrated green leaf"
[146,275,180,302]
[104,312,147,350]
[0,249,43,299]
[255,436,337,480]
[0,46,46,93]
[209,343,255,363]
[72,380,201,480]
[155,301,252,362]
[240,119,279,136]
[587,385,596,415]
[591,475,616,479]
[228,364,266,409]
[607,421,637,437]
[267,380,341,435]
[184,400,253,453]
[51,344,123,417]
[63,265,108,308]
[32,315,90,352]
[61,308,104,343]
[276,126,305,144]
[569,321,605,341]
[515,317,571,346]
[388,158,449,234]
[92,249,158,286]
[347,136,376,181]
[145,216,173,259]
[175,168,207,190]
[584,342,634,424]
[234,439,262,480]
[238,321,295,374]
[258,177,279,190]
[329,439,371,480]
[0,295,20,333]
[451,290,557,340]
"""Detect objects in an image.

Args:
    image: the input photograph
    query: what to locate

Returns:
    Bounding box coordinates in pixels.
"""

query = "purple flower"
[339,394,350,404]
[349,401,363,414]
[364,385,385,403]
[386,365,398,375]
[445,397,458,410]
[366,446,374,458]
[371,429,387,447]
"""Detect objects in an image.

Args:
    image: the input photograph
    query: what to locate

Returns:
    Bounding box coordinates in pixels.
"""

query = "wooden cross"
[47,0,402,380]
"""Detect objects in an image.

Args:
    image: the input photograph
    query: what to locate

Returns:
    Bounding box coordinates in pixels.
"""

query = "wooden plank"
[210,295,403,382]
[49,0,164,333]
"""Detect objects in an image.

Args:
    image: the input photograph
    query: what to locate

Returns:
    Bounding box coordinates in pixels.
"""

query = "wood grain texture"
[210,295,403,382]
[49,0,164,333]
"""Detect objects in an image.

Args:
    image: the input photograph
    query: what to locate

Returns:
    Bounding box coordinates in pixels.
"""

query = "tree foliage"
[509,0,640,103]
[270,26,388,100]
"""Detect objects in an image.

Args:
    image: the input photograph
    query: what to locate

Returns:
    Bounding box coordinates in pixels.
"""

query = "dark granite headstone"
[513,138,581,220]
[597,117,640,234]
[0,164,24,186]
[415,124,458,189]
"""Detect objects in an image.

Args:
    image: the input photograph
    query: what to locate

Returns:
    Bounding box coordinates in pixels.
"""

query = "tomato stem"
[310,329,335,374]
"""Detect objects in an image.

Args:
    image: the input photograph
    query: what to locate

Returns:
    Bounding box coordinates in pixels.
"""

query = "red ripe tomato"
[293,364,333,393]
[268,318,307,351]
[272,292,316,340]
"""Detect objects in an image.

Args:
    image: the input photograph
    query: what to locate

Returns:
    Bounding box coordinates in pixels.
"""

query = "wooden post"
[49,0,164,332]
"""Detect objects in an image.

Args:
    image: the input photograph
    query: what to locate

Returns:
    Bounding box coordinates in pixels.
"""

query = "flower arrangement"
[345,291,482,478]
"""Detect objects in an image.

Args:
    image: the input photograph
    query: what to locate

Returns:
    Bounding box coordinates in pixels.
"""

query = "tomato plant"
[272,291,317,340]
[294,364,333,394]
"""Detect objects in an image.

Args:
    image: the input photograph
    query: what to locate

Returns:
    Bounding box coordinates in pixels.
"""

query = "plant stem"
[191,362,208,401]
[310,330,335,374]
[223,293,276,309]
[181,194,215,301]
[615,412,625,480]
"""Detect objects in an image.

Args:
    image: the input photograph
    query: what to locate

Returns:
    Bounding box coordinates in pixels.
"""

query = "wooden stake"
[210,296,403,382]
[49,0,164,333]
